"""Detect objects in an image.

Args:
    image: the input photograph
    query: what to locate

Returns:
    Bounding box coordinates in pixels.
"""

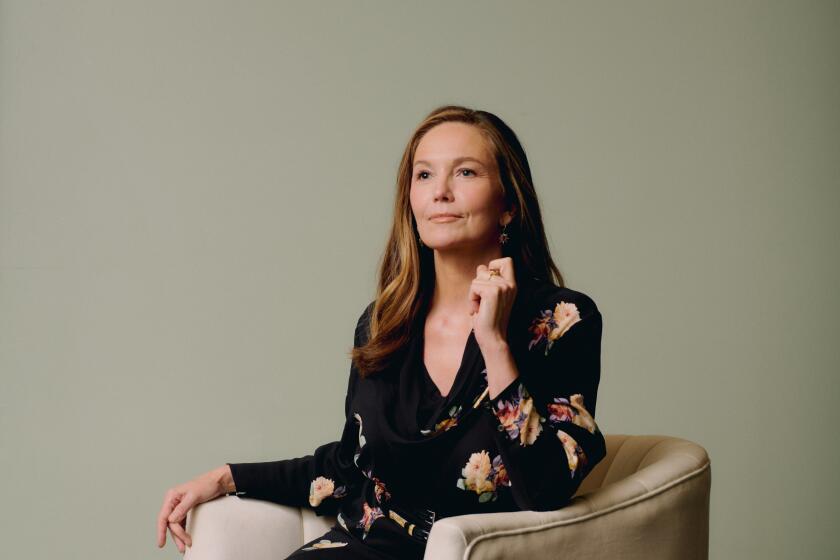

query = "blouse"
[226,275,607,550]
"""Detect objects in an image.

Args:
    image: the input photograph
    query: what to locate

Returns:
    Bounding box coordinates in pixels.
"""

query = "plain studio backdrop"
[1,1,837,558]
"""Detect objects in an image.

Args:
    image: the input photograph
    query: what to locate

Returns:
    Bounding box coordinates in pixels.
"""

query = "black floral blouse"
[226,276,607,558]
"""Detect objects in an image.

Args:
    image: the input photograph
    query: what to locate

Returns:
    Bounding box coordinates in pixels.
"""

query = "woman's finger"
[169,524,186,553]
[169,527,185,554]
[487,257,515,282]
[169,520,193,548]
[179,518,192,543]
[157,491,179,548]
[157,509,167,548]
[168,492,195,524]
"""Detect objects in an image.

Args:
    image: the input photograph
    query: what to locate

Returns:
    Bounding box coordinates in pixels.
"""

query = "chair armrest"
[183,496,332,560]
[424,437,711,560]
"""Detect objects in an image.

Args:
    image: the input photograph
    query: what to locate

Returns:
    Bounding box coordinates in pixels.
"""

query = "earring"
[498,223,510,245]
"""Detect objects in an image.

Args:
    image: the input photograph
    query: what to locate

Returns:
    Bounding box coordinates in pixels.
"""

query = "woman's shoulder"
[516,277,602,357]
[523,277,600,320]
[359,299,375,322]
[354,300,376,347]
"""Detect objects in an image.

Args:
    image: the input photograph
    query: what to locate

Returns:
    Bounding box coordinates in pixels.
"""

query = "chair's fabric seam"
[636,439,669,472]
[601,435,630,485]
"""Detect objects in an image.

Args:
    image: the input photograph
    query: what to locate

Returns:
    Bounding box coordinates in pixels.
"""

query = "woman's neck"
[429,244,503,315]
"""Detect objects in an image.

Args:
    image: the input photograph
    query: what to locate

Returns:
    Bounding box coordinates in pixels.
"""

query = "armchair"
[183,434,711,559]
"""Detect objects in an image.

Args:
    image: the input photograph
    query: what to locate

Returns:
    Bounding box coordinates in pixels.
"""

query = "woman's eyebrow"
[413,157,486,168]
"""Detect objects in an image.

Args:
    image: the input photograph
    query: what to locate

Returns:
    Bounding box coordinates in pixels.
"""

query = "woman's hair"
[350,104,565,378]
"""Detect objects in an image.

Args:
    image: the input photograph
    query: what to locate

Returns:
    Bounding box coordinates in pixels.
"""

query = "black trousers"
[284,521,426,560]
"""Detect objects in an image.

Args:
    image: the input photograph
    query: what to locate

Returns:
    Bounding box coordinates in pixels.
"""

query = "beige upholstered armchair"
[183,434,711,559]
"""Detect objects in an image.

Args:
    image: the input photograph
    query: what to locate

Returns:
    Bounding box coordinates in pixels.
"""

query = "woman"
[156,105,607,559]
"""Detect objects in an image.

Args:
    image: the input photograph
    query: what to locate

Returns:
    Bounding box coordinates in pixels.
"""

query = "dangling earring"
[498,223,510,245]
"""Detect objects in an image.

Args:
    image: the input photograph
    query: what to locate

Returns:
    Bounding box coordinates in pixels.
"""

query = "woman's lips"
[430,215,462,223]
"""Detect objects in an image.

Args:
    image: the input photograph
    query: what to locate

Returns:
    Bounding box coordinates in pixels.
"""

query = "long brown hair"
[350,105,565,378]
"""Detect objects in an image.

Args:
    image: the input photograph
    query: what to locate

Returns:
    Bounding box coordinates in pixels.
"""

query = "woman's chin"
[425,240,482,254]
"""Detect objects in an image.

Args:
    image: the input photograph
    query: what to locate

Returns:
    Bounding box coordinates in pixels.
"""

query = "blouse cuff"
[224,462,275,498]
[483,378,545,447]
[487,376,525,407]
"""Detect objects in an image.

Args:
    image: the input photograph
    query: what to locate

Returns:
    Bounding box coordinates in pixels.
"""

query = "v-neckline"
[420,323,475,399]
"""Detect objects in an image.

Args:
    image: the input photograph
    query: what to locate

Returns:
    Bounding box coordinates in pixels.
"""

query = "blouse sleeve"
[481,291,607,512]
[224,302,373,516]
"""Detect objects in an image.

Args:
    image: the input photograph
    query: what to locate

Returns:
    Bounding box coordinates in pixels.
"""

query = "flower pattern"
[456,450,511,502]
[528,301,582,355]
[557,429,589,478]
[373,478,391,504]
[491,381,544,446]
[308,476,348,507]
[546,393,598,434]
[353,412,366,467]
[301,539,348,550]
[336,512,349,533]
[357,501,385,539]
[420,404,462,436]
[362,467,392,504]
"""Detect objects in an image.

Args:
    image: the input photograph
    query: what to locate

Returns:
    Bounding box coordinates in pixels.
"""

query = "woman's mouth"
[429,213,463,223]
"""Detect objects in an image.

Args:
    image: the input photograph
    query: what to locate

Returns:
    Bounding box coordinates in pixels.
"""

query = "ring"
[488,269,501,278]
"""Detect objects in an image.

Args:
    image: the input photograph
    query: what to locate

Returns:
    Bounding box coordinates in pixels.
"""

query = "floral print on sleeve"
[528,301,582,355]
[546,393,598,434]
[490,381,545,446]
[480,293,607,511]
[308,476,348,507]
[455,450,511,503]
[557,429,589,478]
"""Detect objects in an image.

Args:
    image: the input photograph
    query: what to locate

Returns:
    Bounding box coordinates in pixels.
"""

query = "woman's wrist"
[480,340,519,400]
[214,464,236,495]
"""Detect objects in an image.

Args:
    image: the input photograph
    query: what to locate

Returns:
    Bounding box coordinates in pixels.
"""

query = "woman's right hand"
[156,465,234,554]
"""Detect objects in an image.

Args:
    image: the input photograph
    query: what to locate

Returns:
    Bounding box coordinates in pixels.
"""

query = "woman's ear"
[501,207,516,227]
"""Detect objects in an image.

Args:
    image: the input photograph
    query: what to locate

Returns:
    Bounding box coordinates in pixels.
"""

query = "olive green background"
[1,1,837,558]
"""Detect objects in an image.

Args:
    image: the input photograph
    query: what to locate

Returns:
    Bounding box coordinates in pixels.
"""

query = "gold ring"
[488,269,501,278]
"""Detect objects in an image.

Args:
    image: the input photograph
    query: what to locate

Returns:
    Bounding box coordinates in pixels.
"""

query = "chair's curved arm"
[425,454,710,560]
[183,496,335,560]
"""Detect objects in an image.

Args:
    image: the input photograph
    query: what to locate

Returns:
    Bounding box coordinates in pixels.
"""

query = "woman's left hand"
[469,257,517,351]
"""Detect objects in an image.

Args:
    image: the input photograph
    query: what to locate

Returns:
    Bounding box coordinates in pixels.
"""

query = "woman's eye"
[415,168,474,180]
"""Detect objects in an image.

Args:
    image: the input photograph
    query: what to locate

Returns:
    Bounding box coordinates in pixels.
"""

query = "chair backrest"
[575,433,710,496]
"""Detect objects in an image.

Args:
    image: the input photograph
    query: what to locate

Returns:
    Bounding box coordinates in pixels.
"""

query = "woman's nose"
[433,176,453,201]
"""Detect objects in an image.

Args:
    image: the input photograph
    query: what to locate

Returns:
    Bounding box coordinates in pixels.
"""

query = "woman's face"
[409,122,509,252]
